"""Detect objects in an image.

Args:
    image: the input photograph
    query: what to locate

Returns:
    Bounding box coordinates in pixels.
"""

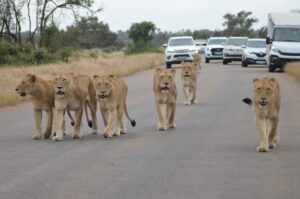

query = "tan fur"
[192,54,202,70]
[181,62,198,105]
[15,74,55,140]
[153,68,177,131]
[93,75,135,138]
[52,74,98,141]
[252,77,281,152]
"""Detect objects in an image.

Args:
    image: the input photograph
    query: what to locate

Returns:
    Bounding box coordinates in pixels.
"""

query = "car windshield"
[247,40,266,48]
[208,39,227,45]
[169,38,194,46]
[274,28,300,42]
[226,38,248,46]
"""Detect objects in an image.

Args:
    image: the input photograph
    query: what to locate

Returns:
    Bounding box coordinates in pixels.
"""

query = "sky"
[89,0,300,32]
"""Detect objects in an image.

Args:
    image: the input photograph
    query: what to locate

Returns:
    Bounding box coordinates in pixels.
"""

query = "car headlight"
[206,47,212,51]
[189,49,197,53]
[167,50,174,53]
[271,46,279,53]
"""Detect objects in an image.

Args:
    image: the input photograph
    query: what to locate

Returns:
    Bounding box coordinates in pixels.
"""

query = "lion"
[93,75,136,138]
[15,74,57,140]
[192,54,202,70]
[153,68,177,131]
[242,77,281,152]
[181,62,197,105]
[52,73,98,141]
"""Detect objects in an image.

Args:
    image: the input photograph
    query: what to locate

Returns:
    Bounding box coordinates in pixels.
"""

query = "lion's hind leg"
[268,117,279,149]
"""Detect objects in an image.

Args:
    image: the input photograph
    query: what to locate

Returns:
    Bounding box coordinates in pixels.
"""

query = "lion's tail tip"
[130,120,136,127]
[242,98,253,106]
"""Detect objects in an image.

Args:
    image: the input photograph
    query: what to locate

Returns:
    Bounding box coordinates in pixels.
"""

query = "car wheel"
[205,58,209,63]
[268,64,276,72]
[166,62,172,69]
[223,59,228,65]
[242,61,248,67]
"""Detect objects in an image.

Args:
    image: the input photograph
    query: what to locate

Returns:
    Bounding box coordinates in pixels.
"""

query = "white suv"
[223,37,248,64]
[205,37,227,63]
[164,36,198,68]
[241,38,267,67]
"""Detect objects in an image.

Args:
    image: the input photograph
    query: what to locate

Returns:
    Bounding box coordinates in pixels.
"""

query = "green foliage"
[59,47,73,63]
[222,10,258,37]
[41,24,60,53]
[128,21,156,43]
[32,48,50,65]
[125,41,162,54]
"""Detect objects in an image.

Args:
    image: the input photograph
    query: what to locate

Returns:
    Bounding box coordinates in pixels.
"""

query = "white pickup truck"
[266,12,300,72]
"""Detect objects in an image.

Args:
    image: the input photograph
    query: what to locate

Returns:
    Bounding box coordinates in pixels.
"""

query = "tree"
[128,21,156,44]
[222,10,258,37]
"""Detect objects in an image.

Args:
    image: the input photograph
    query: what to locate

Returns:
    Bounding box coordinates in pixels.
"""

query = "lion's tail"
[242,98,253,106]
[124,102,136,127]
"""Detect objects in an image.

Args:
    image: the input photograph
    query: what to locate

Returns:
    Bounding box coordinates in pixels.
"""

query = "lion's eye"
[22,82,25,84]
[63,79,67,82]
[266,88,271,91]
[105,83,109,86]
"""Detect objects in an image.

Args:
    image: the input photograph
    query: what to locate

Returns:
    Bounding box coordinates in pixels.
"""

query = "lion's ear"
[109,74,114,78]
[155,68,162,73]
[108,75,114,81]
[252,78,259,84]
[170,69,176,77]
[270,77,276,82]
[28,74,36,83]
[93,75,99,80]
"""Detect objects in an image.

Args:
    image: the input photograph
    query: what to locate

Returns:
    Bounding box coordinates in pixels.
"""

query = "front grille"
[279,51,300,56]
[253,53,266,57]
[174,49,189,53]
[211,48,223,55]
[174,54,189,58]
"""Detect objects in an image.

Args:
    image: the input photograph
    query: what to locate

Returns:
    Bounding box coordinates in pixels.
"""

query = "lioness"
[93,75,136,138]
[181,62,197,105]
[52,73,98,141]
[192,54,202,70]
[242,77,281,152]
[15,74,56,139]
[153,68,177,131]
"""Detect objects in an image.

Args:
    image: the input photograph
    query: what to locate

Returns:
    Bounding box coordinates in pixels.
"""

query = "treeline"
[0,4,266,67]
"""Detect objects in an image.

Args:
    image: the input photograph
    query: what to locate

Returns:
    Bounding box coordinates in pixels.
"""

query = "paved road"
[1,60,300,199]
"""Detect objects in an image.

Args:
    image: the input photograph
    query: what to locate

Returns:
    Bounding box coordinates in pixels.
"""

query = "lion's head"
[93,75,114,100]
[155,68,176,93]
[253,77,277,109]
[15,74,37,97]
[181,62,196,78]
[52,73,72,98]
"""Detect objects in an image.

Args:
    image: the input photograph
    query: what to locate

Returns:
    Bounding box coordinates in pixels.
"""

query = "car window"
[207,39,227,45]
[247,40,266,48]
[169,38,194,46]
[226,38,248,46]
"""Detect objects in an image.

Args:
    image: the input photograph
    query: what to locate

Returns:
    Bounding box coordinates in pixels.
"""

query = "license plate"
[256,61,266,64]
[214,52,222,55]
[176,57,188,60]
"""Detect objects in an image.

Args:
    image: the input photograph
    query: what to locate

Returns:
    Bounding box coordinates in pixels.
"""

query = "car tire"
[223,59,228,65]
[205,58,209,63]
[166,62,172,69]
[242,61,248,67]
[268,64,276,72]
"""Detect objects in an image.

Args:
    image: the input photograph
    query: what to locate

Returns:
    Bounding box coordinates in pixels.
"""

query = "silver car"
[242,39,267,67]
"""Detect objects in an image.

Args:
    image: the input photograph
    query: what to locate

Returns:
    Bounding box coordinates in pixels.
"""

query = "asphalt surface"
[1,60,300,199]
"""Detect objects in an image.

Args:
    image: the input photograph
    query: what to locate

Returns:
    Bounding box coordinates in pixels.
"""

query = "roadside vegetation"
[0,50,164,107]
[285,62,300,80]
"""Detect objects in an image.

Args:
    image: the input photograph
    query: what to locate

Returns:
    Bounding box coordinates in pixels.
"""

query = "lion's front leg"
[191,85,197,104]
[167,102,176,129]
[100,108,109,127]
[156,101,166,131]
[114,105,126,136]
[33,109,42,140]
[256,116,269,152]
[53,109,64,141]
[104,107,116,138]
[43,109,53,139]
[183,87,191,106]
[73,107,83,139]
[268,117,279,149]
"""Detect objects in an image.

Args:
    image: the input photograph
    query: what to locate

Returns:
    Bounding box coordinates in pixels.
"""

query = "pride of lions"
[15,55,281,153]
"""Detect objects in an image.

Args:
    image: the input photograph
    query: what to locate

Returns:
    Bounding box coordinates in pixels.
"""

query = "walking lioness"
[243,77,281,152]
[93,75,136,138]
[181,62,197,105]
[153,68,177,131]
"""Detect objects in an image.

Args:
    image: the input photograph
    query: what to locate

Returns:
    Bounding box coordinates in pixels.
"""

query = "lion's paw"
[168,123,176,129]
[256,146,269,152]
[72,134,81,139]
[52,136,63,142]
[32,134,42,140]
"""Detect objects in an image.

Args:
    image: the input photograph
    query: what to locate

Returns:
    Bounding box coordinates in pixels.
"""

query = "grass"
[285,62,300,80]
[0,50,164,108]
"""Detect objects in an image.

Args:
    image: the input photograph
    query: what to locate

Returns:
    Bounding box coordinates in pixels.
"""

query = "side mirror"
[266,37,273,44]
[162,44,167,48]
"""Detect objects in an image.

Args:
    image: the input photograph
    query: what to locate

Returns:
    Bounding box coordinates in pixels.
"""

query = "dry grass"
[285,62,300,80]
[0,51,164,108]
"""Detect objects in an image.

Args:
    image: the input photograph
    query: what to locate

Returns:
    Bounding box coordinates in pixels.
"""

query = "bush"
[124,40,162,54]
[32,48,50,64]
